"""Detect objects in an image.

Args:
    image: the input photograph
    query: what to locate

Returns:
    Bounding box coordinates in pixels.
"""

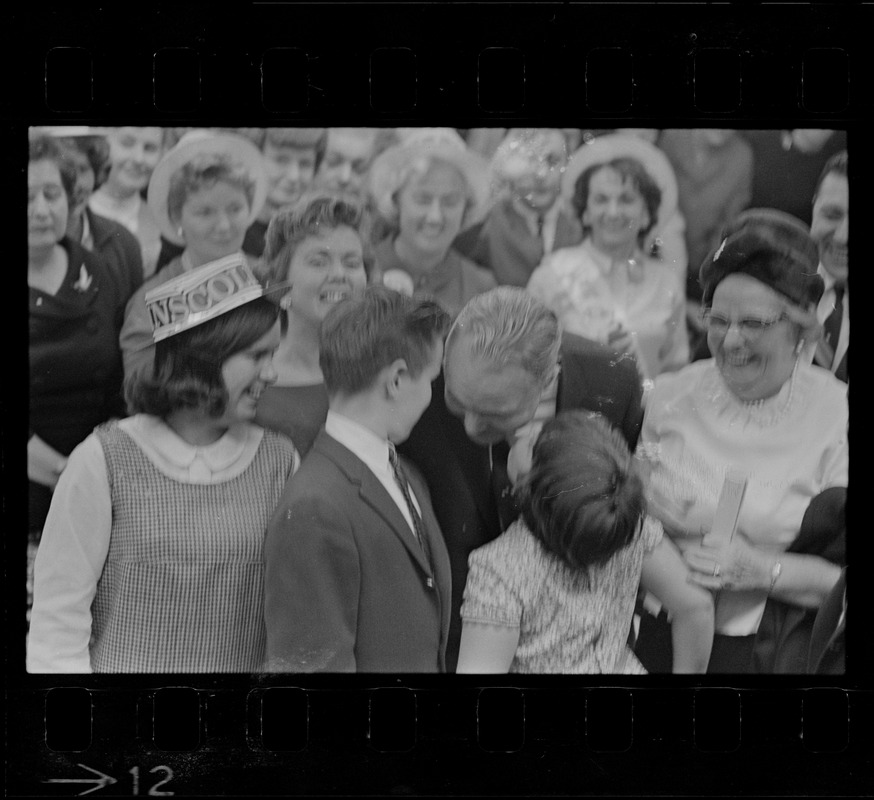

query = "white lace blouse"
[636,359,848,635]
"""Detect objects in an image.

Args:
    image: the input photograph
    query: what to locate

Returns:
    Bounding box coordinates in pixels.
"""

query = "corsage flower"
[73,265,93,293]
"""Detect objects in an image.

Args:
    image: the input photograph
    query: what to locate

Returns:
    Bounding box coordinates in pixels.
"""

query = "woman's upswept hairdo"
[571,156,662,244]
[447,287,561,387]
[125,297,280,418]
[262,190,368,284]
[517,410,646,569]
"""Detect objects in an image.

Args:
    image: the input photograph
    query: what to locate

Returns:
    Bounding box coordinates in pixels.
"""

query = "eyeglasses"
[701,311,787,341]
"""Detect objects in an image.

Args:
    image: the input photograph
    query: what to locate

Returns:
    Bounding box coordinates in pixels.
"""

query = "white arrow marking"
[44,763,117,795]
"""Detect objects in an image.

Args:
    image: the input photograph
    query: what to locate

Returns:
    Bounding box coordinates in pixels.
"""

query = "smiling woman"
[368,127,497,315]
[526,133,689,380]
[119,130,268,381]
[252,192,369,456]
[28,134,128,557]
[634,209,848,674]
[27,257,298,673]
[88,127,164,278]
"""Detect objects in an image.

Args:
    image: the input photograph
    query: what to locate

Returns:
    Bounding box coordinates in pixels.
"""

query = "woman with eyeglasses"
[633,208,848,673]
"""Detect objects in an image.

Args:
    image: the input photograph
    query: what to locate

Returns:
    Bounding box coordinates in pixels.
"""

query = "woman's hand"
[28,435,68,489]
[682,531,771,592]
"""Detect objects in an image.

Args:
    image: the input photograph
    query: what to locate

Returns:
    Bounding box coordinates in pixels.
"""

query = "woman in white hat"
[367,128,497,316]
[87,126,165,279]
[119,130,268,381]
[526,133,689,381]
[27,256,298,673]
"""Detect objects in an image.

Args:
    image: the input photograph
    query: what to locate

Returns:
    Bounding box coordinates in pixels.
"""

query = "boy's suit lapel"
[314,432,434,577]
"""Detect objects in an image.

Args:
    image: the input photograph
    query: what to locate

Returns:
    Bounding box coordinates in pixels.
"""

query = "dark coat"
[751,486,847,674]
[264,431,452,672]
[29,237,127,528]
[86,208,144,309]
[398,332,644,670]
[453,198,584,287]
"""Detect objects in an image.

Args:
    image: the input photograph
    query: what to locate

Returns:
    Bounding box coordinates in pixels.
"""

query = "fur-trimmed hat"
[699,208,824,309]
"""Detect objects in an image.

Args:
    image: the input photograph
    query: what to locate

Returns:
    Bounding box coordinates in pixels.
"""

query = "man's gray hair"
[447,287,561,385]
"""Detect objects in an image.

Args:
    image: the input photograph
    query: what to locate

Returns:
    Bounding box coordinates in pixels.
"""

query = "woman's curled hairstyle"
[518,410,646,569]
[125,297,280,418]
[166,152,256,227]
[571,156,662,244]
[29,135,77,202]
[262,191,368,284]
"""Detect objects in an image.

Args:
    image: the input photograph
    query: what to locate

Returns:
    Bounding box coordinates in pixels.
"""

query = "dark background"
[5,1,870,795]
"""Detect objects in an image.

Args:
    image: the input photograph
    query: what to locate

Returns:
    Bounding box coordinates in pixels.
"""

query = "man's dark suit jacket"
[398,332,644,671]
[264,430,452,672]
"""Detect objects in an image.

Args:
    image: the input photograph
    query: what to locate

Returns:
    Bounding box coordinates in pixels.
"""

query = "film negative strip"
[7,1,872,796]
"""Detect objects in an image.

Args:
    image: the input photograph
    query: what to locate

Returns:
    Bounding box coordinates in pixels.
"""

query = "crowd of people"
[27,126,848,674]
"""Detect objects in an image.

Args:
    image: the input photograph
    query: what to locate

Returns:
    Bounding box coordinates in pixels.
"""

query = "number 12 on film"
[130,765,174,795]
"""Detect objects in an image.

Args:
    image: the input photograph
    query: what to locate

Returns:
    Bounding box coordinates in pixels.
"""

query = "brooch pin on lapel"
[73,265,93,293]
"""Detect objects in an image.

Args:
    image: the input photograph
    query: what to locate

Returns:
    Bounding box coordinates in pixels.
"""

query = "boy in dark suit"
[264,286,452,672]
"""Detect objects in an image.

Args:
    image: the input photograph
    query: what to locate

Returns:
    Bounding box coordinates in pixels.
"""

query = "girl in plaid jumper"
[28,265,298,672]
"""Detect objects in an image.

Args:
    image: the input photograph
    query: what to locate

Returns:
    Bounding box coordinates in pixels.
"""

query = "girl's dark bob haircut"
[517,410,646,569]
[125,297,280,418]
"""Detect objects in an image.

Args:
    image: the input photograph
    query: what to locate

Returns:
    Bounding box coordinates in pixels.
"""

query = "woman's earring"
[279,294,292,310]
[177,227,184,240]
[795,339,805,355]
